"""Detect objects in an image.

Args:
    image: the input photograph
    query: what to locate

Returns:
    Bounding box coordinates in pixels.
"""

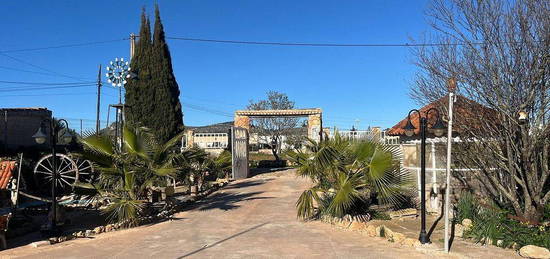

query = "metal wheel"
[33,153,79,192]
[72,156,95,183]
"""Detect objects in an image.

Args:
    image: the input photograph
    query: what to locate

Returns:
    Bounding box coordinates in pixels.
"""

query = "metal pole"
[96,65,102,134]
[419,116,429,244]
[444,92,455,252]
[50,120,57,234]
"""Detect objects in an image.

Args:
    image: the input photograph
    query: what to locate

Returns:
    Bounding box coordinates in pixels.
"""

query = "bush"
[455,192,478,222]
[455,193,550,249]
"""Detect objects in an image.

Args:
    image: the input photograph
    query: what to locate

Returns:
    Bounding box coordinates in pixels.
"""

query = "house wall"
[0,108,52,151]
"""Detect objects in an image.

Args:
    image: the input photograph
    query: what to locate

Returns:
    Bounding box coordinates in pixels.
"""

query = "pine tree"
[125,6,184,142]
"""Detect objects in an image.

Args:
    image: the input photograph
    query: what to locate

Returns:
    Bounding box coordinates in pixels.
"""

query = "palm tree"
[288,132,413,219]
[77,127,195,225]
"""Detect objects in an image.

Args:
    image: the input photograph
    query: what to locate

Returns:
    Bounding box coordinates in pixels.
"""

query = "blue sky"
[0,0,430,131]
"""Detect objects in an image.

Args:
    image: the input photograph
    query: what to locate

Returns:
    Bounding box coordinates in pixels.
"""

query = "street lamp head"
[518,111,528,124]
[61,129,73,144]
[403,120,416,137]
[32,126,48,144]
[431,117,446,137]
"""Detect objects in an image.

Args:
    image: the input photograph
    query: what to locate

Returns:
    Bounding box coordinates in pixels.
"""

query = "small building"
[183,122,233,155]
[386,95,495,213]
[0,108,52,152]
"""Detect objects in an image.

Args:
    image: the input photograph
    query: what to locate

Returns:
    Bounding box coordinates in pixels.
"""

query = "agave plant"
[77,127,195,224]
[288,132,413,219]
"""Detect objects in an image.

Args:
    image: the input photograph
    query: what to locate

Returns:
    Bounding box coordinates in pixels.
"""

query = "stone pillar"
[307,114,321,142]
[185,129,194,148]
[234,115,250,130]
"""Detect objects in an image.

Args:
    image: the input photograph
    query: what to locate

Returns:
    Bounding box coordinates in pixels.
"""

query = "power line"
[183,102,233,117]
[0,52,91,82]
[0,38,127,53]
[0,65,64,77]
[0,80,95,85]
[166,36,497,47]
[0,84,95,92]
[0,92,97,98]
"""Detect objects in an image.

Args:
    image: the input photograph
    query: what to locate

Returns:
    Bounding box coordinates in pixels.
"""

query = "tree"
[78,127,187,224]
[125,5,183,143]
[247,91,300,160]
[411,0,549,222]
[288,133,412,219]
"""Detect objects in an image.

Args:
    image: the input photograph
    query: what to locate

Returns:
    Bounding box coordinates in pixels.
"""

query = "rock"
[105,224,114,232]
[93,226,104,234]
[349,221,366,231]
[383,226,394,238]
[389,208,418,219]
[48,237,58,243]
[85,230,93,237]
[364,225,377,237]
[519,245,550,259]
[337,219,351,229]
[462,218,473,231]
[57,236,67,242]
[454,224,464,238]
[496,240,504,247]
[30,240,51,248]
[402,238,421,247]
[76,231,84,238]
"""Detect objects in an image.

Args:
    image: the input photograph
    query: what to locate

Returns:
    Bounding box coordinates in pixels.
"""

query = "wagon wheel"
[72,156,96,183]
[33,153,79,194]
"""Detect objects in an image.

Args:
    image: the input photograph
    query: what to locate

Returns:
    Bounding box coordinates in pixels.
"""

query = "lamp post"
[32,118,73,235]
[403,108,446,244]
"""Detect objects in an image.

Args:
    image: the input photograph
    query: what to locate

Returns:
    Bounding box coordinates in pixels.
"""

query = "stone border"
[320,215,421,248]
[320,215,550,259]
[30,179,231,247]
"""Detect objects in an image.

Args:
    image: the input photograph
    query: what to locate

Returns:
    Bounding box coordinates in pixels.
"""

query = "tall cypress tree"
[125,6,184,142]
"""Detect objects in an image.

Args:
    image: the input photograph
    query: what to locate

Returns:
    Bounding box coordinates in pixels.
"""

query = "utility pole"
[80,119,83,135]
[96,65,102,134]
[130,33,136,60]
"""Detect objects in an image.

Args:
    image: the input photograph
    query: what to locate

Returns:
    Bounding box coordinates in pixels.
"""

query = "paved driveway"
[3,169,435,259]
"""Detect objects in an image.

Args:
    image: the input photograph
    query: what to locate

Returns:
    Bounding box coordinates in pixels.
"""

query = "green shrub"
[455,191,478,222]
[455,193,550,249]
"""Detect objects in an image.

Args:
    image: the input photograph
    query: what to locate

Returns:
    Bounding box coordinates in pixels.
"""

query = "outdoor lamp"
[61,129,73,144]
[401,107,445,244]
[518,111,528,124]
[431,117,446,137]
[403,120,416,137]
[32,125,48,144]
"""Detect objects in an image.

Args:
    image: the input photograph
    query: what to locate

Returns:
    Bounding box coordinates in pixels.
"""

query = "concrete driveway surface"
[2,169,439,259]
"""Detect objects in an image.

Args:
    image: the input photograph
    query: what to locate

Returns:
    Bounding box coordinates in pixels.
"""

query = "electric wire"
[0,52,91,82]
[165,36,516,47]
[0,38,127,53]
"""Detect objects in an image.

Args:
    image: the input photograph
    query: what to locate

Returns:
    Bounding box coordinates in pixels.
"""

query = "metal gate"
[231,127,249,179]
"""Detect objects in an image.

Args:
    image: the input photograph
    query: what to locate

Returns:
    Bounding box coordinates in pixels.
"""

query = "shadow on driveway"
[177,222,270,258]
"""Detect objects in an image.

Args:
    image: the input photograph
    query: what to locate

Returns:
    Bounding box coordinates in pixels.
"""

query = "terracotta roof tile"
[387,95,496,136]
[0,161,15,190]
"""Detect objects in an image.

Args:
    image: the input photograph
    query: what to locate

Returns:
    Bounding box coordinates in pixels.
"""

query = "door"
[231,127,249,179]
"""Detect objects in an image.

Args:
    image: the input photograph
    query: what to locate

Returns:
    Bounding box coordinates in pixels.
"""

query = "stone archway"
[231,108,323,179]
[234,108,323,142]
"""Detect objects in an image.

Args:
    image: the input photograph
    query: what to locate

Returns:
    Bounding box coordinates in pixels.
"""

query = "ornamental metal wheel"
[33,153,79,193]
[72,156,95,183]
